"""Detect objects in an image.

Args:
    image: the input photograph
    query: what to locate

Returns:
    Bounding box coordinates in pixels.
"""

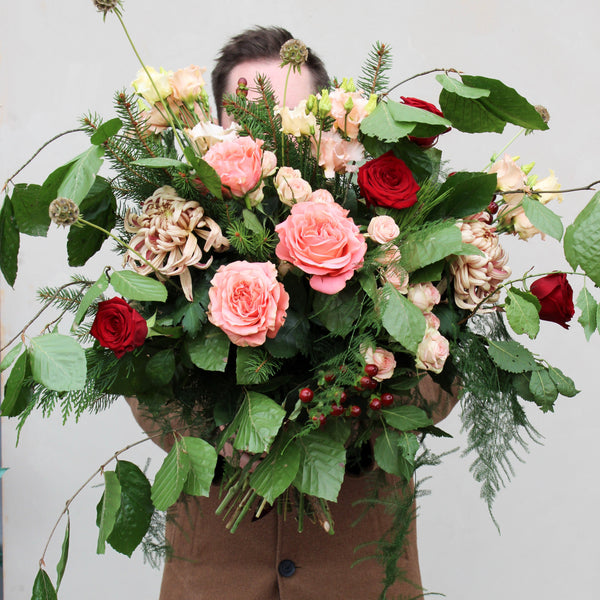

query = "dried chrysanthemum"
[124,186,229,301]
[92,0,121,14]
[449,217,512,310]
[49,197,80,227]
[280,39,309,72]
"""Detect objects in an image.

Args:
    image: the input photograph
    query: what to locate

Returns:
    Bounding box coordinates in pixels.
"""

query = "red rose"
[529,273,575,329]
[401,96,450,149]
[90,297,148,358]
[357,152,420,210]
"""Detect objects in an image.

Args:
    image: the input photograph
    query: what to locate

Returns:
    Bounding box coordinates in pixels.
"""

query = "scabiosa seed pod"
[92,0,121,14]
[535,104,550,124]
[49,197,80,227]
[280,39,309,72]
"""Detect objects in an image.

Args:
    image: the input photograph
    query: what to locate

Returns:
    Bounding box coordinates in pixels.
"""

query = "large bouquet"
[3,2,600,597]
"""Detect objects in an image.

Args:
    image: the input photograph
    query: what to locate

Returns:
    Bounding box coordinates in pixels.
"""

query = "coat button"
[278,559,296,577]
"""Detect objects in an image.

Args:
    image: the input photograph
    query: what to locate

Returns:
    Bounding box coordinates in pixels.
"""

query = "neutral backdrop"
[1,1,599,598]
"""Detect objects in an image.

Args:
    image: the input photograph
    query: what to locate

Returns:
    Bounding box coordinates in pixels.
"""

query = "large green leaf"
[312,286,361,336]
[96,471,122,554]
[529,368,558,412]
[56,146,105,205]
[29,334,86,391]
[132,157,188,169]
[250,431,301,504]
[359,102,416,143]
[182,437,218,497]
[576,287,598,341]
[185,322,230,372]
[486,339,538,373]
[381,284,426,354]
[435,74,491,99]
[439,88,506,133]
[110,270,168,302]
[505,288,540,339]
[56,515,70,590]
[107,461,153,557]
[145,349,176,386]
[264,309,310,358]
[564,192,600,286]
[90,118,123,145]
[381,405,432,431]
[151,438,191,510]
[67,177,117,266]
[10,183,50,236]
[0,195,20,286]
[183,147,222,199]
[374,430,419,480]
[72,272,109,329]
[293,429,346,502]
[387,100,452,138]
[1,351,31,416]
[400,221,464,272]
[522,196,563,241]
[31,569,57,600]
[0,342,24,373]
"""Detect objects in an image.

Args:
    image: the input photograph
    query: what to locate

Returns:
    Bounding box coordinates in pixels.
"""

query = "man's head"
[212,26,329,125]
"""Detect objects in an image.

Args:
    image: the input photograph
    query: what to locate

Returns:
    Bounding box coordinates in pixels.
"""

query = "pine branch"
[358,42,393,96]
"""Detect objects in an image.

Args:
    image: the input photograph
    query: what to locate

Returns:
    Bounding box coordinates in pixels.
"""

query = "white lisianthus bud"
[132,66,173,105]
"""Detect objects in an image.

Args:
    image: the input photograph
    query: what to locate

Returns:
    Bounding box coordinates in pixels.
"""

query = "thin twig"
[382,68,462,99]
[501,180,600,195]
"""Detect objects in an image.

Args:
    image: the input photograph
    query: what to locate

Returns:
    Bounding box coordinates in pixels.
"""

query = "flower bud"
[343,96,354,113]
[365,93,378,115]
[521,161,536,175]
[341,77,356,93]
[49,197,80,227]
[306,94,317,114]
[318,90,332,117]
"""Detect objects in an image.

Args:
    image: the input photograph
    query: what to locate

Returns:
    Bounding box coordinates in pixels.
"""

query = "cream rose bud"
[361,346,397,381]
[261,151,277,177]
[423,312,441,330]
[408,282,441,313]
[367,215,400,244]
[132,66,173,104]
[276,176,312,206]
[534,170,563,205]
[277,100,317,136]
[275,166,301,188]
[170,65,206,105]
[416,329,449,374]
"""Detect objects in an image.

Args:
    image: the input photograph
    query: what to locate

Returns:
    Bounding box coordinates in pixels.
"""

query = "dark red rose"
[357,152,420,210]
[401,96,451,149]
[529,273,575,329]
[90,297,148,357]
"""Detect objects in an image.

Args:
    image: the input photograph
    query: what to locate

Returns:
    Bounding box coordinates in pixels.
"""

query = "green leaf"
[461,75,549,131]
[228,391,286,454]
[392,140,440,183]
[250,431,301,504]
[145,349,176,386]
[381,284,426,354]
[312,286,360,336]
[564,192,600,286]
[0,342,24,373]
[96,471,122,554]
[56,515,70,591]
[182,437,218,497]
[486,339,538,373]
[107,461,153,557]
[435,74,490,99]
[72,272,109,329]
[110,270,168,302]
[151,438,191,510]
[264,309,310,359]
[293,428,346,502]
[10,183,50,236]
[387,100,452,138]
[360,102,416,143]
[67,177,117,266]
[522,196,563,241]
[29,333,87,391]
[529,368,558,412]
[374,430,419,480]
[0,195,20,286]
[183,147,222,199]
[56,145,105,205]
[180,301,207,337]
[242,208,263,233]
[90,118,123,145]
[505,288,541,339]
[185,323,230,372]
[31,569,57,600]
[131,157,188,169]
[1,351,31,416]
[400,221,464,272]
[547,366,579,397]
[439,88,506,133]
[381,405,433,431]
[576,287,598,341]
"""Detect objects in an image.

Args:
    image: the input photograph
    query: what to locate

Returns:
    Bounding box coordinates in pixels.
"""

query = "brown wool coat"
[127,376,457,600]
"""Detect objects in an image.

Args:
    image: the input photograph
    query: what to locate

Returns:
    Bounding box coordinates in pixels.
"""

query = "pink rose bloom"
[204,136,264,198]
[367,215,400,244]
[408,282,441,313]
[381,264,409,294]
[275,201,367,294]
[313,129,364,178]
[207,261,289,347]
[261,151,278,177]
[329,89,372,139]
[308,189,335,204]
[170,65,206,105]
[361,345,396,381]
[423,312,441,330]
[276,175,312,206]
[416,329,450,374]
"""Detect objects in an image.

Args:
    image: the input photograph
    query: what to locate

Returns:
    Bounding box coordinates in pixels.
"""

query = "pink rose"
[275,201,367,294]
[367,215,400,244]
[276,175,312,206]
[361,345,396,381]
[204,136,264,198]
[407,282,441,313]
[308,189,335,204]
[415,329,449,374]
[381,264,409,294]
[423,312,441,330]
[312,129,364,178]
[207,261,289,347]
[261,151,278,177]
[170,65,206,105]
[329,89,372,139]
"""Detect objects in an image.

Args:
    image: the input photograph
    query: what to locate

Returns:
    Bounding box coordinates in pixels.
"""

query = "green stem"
[483,128,525,171]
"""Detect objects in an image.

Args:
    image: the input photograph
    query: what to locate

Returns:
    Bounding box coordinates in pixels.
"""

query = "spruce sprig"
[358,42,393,96]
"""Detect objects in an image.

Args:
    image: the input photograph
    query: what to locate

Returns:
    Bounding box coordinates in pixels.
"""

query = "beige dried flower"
[124,186,229,301]
[280,39,309,72]
[534,105,550,124]
[49,197,80,227]
[449,218,512,310]
[92,0,121,14]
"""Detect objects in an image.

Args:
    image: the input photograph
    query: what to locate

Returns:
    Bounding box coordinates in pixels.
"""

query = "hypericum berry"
[350,405,362,418]
[364,363,379,378]
[324,373,336,383]
[330,404,345,417]
[299,387,314,403]
[358,376,372,390]
[369,397,382,411]
[319,413,327,426]
[487,199,499,214]
[339,391,348,404]
[380,392,394,407]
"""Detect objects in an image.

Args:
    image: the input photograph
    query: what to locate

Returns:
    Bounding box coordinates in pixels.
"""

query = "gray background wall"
[1,0,599,598]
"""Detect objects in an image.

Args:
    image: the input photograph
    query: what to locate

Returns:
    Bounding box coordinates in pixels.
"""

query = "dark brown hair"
[212,26,329,122]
